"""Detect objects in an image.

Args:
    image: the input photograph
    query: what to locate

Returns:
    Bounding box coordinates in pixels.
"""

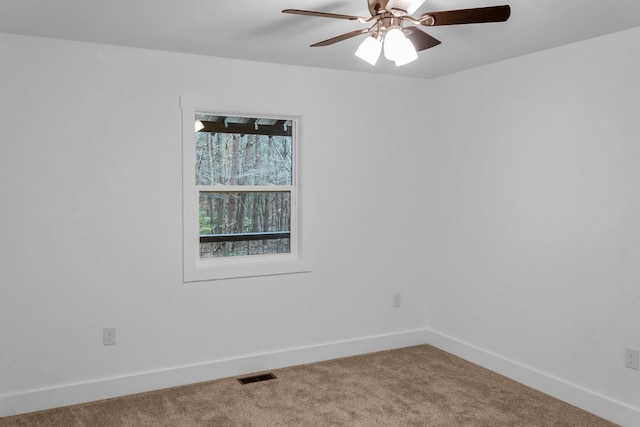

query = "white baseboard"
[423,329,640,427]
[0,328,429,418]
[3,328,638,426]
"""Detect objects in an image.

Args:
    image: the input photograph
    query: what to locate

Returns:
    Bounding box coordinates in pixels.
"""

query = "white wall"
[424,27,640,424]
[2,26,640,425]
[0,33,430,415]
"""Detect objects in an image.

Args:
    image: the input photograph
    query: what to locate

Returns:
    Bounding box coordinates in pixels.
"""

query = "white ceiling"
[1,0,640,79]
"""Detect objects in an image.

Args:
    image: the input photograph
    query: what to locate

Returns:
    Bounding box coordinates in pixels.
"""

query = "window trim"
[180,96,310,281]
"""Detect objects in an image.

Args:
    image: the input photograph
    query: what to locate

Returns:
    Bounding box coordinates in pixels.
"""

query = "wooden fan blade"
[420,5,510,26]
[404,26,441,51]
[311,28,372,47]
[282,9,366,21]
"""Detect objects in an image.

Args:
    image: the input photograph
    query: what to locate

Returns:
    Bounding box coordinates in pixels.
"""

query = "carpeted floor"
[0,344,619,426]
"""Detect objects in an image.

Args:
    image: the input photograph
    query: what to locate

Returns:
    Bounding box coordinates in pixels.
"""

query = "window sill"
[183,256,311,282]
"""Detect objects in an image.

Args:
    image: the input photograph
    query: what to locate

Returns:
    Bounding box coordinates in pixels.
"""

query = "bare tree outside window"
[194,115,293,258]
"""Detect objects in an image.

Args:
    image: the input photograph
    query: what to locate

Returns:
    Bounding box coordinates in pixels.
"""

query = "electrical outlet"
[625,348,639,370]
[103,327,116,346]
[393,293,401,307]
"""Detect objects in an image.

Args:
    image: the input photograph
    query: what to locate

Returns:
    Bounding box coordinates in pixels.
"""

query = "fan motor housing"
[368,0,390,15]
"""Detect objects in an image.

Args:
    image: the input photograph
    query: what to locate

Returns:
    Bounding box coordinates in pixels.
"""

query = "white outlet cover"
[103,327,116,346]
[393,293,401,307]
[625,348,639,370]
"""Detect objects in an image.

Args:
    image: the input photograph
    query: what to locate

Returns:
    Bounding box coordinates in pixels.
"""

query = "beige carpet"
[0,345,618,426]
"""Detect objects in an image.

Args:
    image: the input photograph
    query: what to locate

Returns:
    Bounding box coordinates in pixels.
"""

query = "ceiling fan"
[282,0,511,66]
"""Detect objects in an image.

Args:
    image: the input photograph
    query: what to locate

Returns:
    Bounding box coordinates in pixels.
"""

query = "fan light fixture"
[383,28,405,60]
[356,27,417,67]
[284,2,511,70]
[355,35,383,65]
[393,36,418,66]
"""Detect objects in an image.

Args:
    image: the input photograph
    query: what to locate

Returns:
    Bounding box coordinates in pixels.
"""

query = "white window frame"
[180,96,310,281]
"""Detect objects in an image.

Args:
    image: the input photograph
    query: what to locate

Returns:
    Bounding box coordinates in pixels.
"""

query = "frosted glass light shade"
[394,38,418,66]
[383,28,406,61]
[355,36,382,65]
[195,119,204,132]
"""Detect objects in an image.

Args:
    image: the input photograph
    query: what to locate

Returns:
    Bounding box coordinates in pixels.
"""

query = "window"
[181,97,308,281]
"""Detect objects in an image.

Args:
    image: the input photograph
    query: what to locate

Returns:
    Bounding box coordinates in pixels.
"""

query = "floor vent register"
[237,373,277,385]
